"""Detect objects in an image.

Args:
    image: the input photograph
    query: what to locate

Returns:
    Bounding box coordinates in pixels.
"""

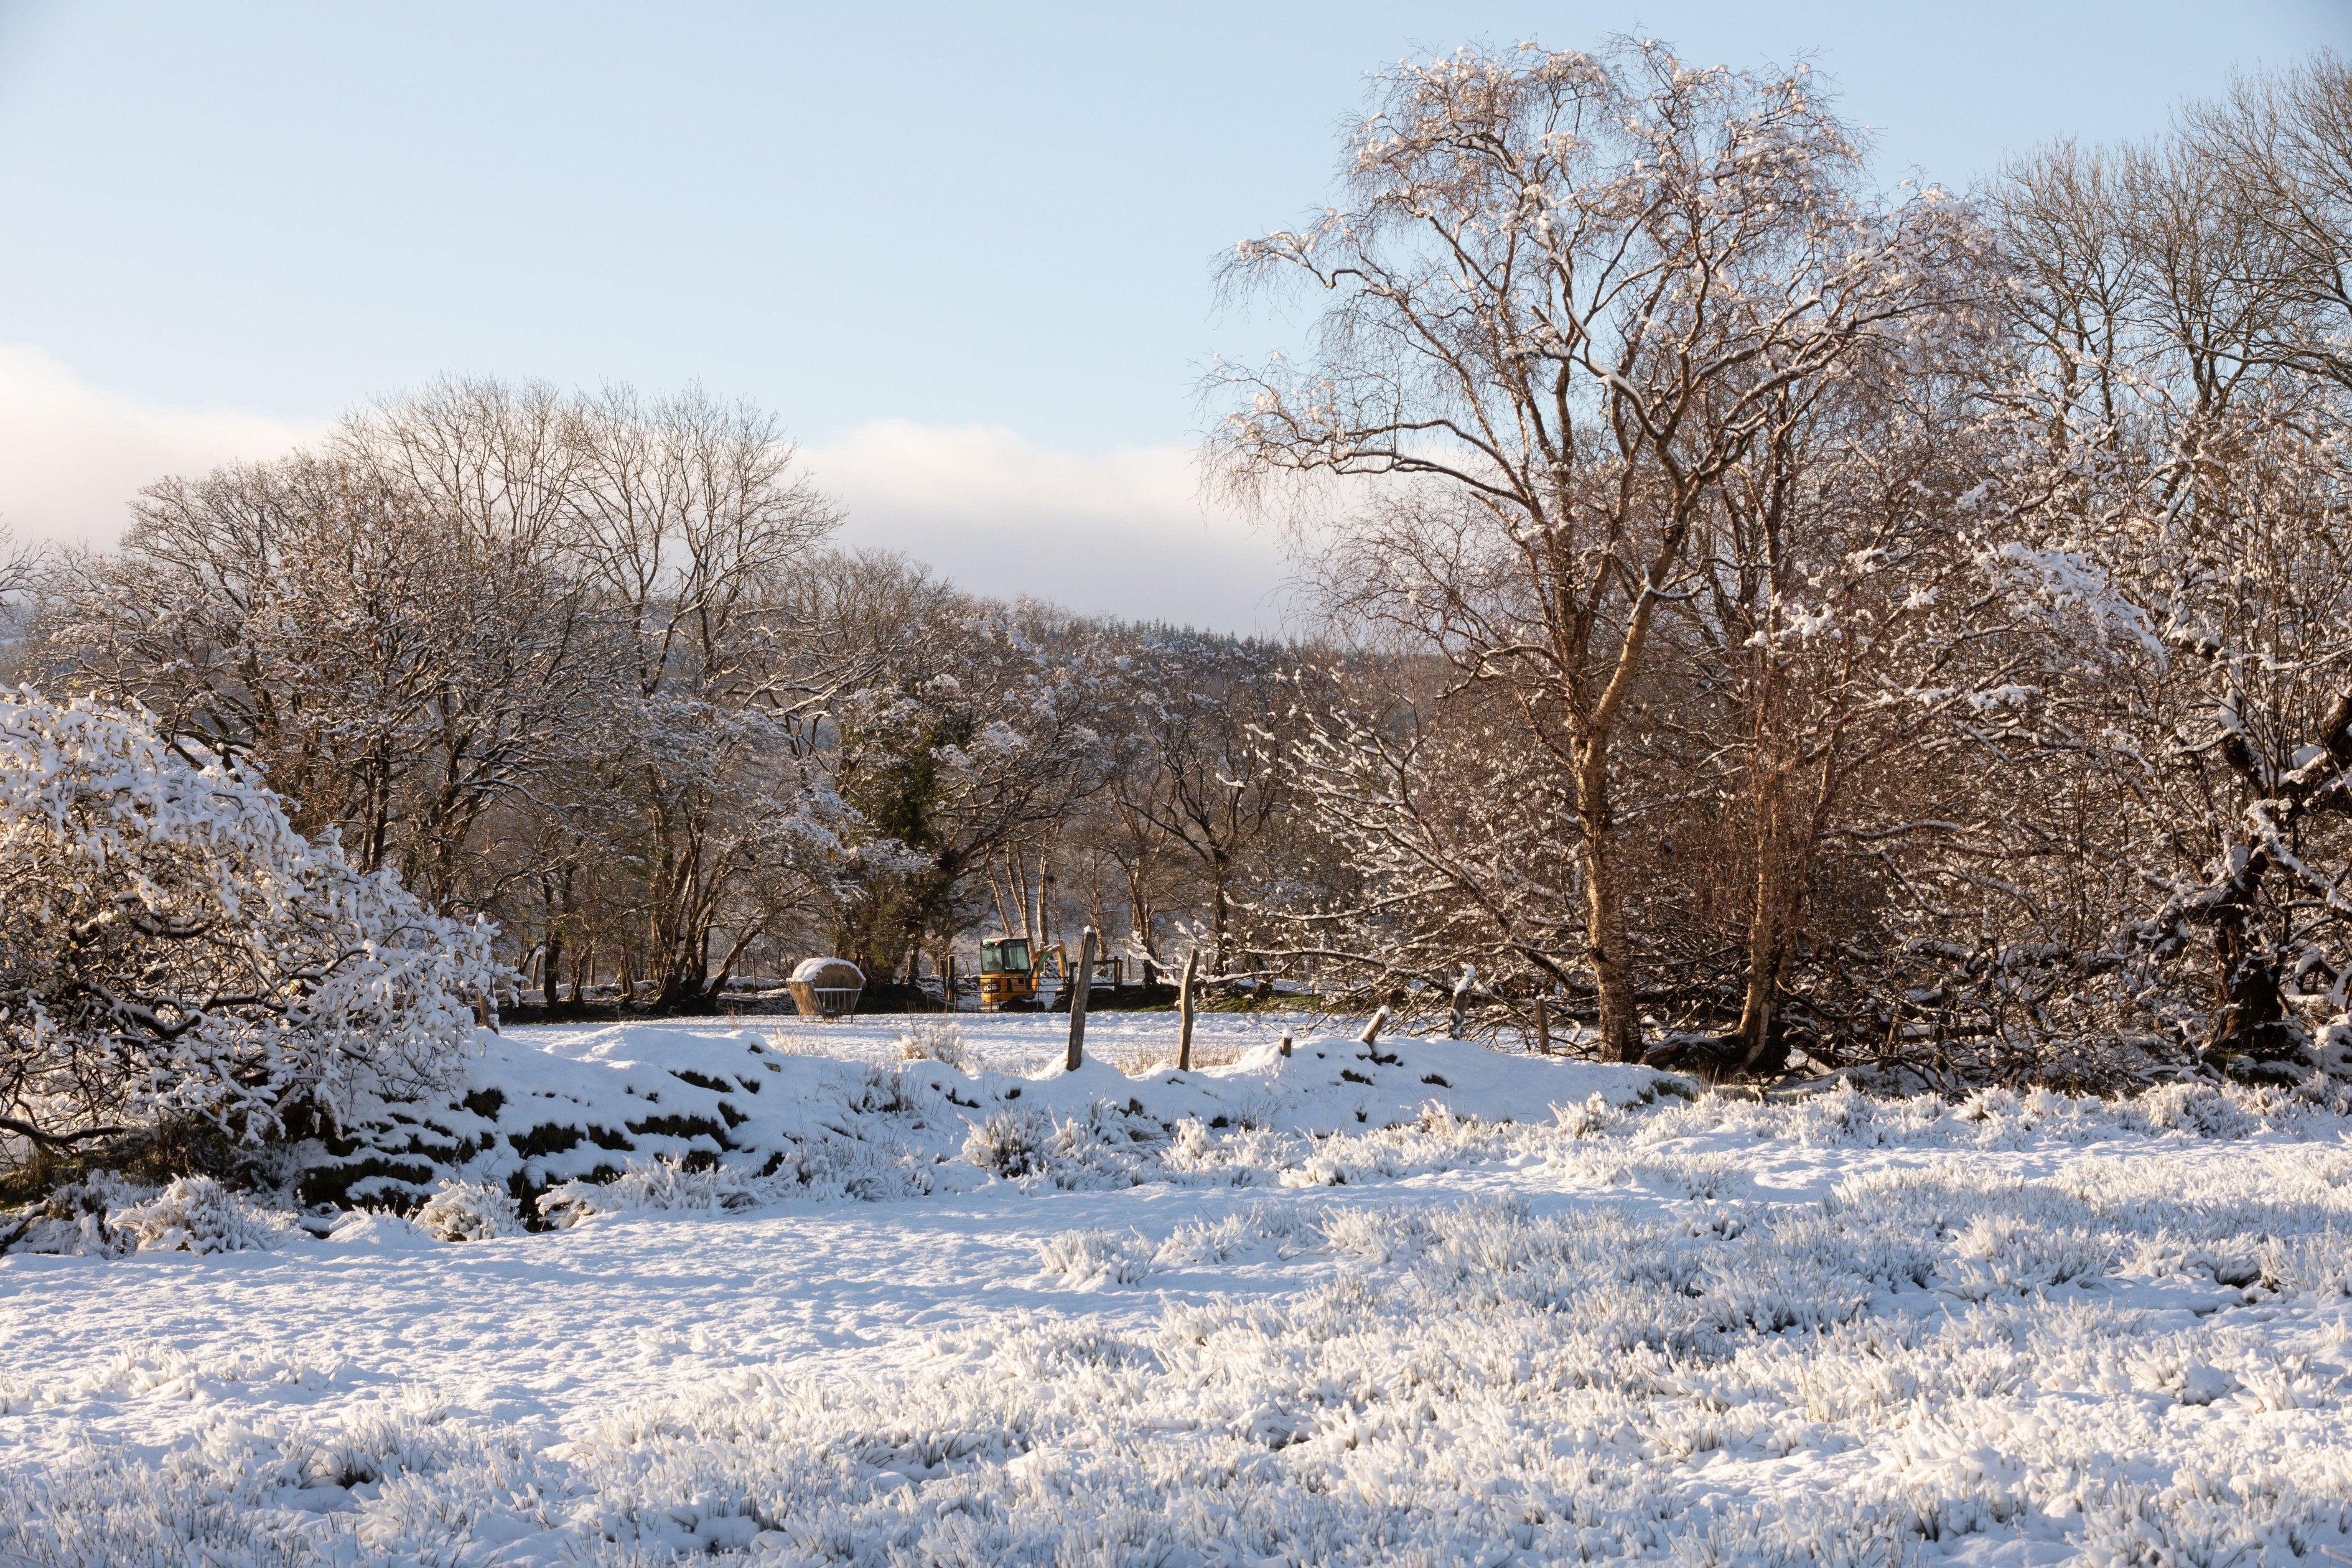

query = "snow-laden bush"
[3,1174,295,1256]
[538,1157,759,1228]
[963,1108,1050,1178]
[108,1175,298,1254]
[411,1180,525,1241]
[0,689,499,1159]
[961,1103,1145,1190]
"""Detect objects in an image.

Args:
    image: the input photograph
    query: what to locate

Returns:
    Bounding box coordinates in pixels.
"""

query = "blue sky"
[1,0,2346,626]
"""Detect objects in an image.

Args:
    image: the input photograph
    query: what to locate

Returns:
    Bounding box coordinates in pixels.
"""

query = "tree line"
[0,381,1322,1014]
[6,41,2351,1093]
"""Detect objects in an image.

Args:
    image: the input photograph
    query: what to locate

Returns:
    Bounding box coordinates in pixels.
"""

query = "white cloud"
[0,345,320,549]
[0,350,1300,632]
[805,419,1299,634]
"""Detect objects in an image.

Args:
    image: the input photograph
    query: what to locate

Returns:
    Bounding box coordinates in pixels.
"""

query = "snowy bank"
[295,1017,1676,1220]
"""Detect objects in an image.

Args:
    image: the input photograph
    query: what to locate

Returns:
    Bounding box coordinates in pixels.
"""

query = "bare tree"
[1101,632,1298,974]
[564,384,847,1007]
[37,386,621,913]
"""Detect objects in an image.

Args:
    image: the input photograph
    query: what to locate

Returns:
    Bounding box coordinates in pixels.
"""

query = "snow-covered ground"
[6,1016,2352,1566]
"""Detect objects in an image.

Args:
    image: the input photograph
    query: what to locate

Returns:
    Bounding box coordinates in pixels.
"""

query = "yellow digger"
[976,936,1122,1010]
[978,936,1053,1010]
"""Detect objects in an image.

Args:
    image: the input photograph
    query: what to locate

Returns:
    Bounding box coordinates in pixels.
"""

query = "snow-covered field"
[7,1014,2352,1566]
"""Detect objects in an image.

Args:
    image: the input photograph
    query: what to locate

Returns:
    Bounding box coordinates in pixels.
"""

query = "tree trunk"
[1210,860,1231,974]
[542,929,567,1012]
[987,866,1014,936]
[1011,853,1036,944]
[1735,778,1787,1071]
[2209,865,2291,1058]
[1574,748,1641,1063]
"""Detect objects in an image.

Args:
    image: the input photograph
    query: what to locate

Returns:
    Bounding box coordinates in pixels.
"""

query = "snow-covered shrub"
[0,689,500,1160]
[109,1175,297,1253]
[537,1157,758,1228]
[3,1174,294,1255]
[963,1109,1048,1178]
[0,1176,136,1256]
[411,1179,525,1241]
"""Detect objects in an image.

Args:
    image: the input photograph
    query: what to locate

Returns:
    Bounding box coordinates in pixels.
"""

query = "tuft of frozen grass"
[1555,1090,1618,1138]
[959,1102,1156,1190]
[1035,1227,1154,1289]
[894,1018,970,1070]
[1090,1035,1253,1075]
[961,1107,1049,1178]
[1152,1200,1323,1266]
[762,1024,856,1058]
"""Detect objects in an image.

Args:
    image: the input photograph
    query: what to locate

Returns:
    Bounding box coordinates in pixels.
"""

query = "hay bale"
[786,957,865,1019]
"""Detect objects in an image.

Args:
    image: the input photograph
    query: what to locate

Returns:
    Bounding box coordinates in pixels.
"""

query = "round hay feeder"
[788,957,865,1019]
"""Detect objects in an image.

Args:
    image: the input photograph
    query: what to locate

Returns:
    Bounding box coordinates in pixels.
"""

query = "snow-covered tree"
[827,580,1109,983]
[1098,632,1303,975]
[563,385,857,1007]
[0,689,498,1160]
[1977,108,2352,1073]
[1214,40,1984,1060]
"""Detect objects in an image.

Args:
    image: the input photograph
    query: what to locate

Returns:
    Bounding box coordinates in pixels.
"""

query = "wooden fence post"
[1065,927,1098,1072]
[1534,991,1551,1056]
[1360,1006,1389,1047]
[1177,948,1200,1070]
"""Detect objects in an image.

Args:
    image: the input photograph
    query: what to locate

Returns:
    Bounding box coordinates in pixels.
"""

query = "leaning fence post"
[1177,948,1200,1070]
[1450,964,1475,1039]
[1359,1005,1389,1047]
[1065,926,1098,1072]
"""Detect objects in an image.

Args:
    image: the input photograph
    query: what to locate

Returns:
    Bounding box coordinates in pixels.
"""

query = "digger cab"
[978,936,1038,1010]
